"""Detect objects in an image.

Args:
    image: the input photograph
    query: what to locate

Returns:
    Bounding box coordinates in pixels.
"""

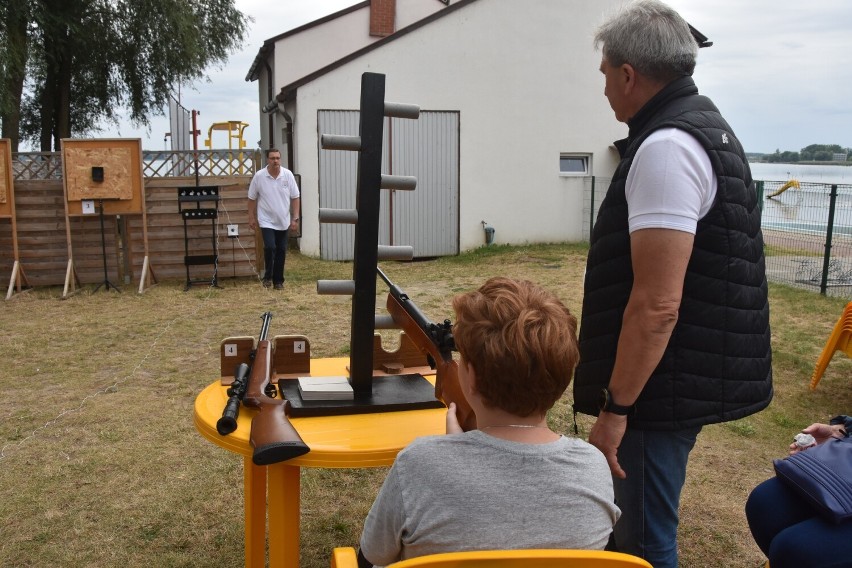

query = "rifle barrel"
[376,266,392,288]
[258,311,273,342]
[377,267,432,332]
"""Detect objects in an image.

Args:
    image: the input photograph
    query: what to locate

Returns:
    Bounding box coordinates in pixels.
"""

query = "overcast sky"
[103,0,852,155]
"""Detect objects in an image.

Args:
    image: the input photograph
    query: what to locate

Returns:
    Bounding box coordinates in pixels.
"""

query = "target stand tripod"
[93,198,120,293]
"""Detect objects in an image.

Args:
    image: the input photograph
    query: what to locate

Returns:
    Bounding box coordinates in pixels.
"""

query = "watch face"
[599,387,631,415]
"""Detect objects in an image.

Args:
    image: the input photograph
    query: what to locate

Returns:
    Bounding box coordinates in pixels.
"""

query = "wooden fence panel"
[133,177,258,285]
[1,176,259,289]
[1,180,72,287]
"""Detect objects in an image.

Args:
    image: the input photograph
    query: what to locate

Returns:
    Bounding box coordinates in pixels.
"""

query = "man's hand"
[589,412,628,479]
[247,198,258,232]
[446,402,463,434]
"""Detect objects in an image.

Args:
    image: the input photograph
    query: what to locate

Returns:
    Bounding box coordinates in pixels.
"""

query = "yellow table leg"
[243,457,267,568]
[268,464,301,568]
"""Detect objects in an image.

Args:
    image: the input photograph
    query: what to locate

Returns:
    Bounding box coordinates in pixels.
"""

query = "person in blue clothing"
[745,415,852,568]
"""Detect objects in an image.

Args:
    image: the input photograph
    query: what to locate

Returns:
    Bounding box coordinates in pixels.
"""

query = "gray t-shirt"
[359,430,620,565]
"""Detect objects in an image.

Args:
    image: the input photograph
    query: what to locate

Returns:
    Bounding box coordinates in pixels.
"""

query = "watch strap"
[601,387,633,416]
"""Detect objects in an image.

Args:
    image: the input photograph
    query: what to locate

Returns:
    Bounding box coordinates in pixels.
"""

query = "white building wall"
[288,0,625,256]
[257,1,463,150]
[273,9,371,90]
[272,0,462,89]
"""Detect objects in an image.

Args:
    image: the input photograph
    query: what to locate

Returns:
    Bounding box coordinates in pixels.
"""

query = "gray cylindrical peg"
[377,245,414,261]
[317,280,356,295]
[374,314,399,330]
[321,134,362,151]
[380,175,417,191]
[319,208,358,224]
[384,102,420,119]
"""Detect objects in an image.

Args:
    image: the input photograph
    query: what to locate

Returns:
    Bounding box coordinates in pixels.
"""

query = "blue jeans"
[746,476,852,568]
[610,426,701,568]
[260,227,289,284]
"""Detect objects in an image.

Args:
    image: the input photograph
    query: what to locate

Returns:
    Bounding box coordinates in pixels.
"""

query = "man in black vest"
[573,1,773,567]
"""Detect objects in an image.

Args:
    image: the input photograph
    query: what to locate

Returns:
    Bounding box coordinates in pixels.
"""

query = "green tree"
[1,0,248,151]
[0,2,31,150]
[799,143,846,161]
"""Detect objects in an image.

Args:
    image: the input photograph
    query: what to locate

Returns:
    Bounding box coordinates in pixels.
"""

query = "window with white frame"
[559,154,590,176]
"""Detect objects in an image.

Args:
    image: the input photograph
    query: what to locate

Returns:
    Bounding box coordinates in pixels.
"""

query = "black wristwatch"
[599,387,633,416]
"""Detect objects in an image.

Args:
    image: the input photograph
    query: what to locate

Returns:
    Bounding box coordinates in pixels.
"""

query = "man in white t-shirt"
[573,2,772,567]
[247,149,300,289]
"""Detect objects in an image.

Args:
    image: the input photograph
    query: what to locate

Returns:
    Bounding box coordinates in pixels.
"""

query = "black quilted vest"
[573,77,773,430]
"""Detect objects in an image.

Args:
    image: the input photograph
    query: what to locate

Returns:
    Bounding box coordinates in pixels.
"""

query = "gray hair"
[595,0,698,83]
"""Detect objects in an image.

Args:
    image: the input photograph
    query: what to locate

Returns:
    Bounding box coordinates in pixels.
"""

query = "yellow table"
[193,357,446,568]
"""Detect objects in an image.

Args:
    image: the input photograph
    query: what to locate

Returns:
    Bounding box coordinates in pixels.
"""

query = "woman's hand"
[446,403,463,434]
[788,422,847,455]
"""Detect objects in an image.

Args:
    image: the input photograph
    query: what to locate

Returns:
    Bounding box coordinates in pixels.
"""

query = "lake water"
[751,163,852,299]
[754,162,852,239]
[749,162,852,185]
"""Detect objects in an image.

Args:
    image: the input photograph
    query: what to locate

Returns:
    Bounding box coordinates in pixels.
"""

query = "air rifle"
[377,267,477,431]
[217,311,310,465]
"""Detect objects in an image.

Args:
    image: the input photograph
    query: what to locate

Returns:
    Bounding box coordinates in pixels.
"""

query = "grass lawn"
[1,243,850,567]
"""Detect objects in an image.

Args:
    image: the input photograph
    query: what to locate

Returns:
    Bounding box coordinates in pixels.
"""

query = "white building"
[246,0,624,259]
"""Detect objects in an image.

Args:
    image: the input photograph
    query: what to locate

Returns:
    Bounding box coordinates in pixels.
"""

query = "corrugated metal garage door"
[318,110,459,261]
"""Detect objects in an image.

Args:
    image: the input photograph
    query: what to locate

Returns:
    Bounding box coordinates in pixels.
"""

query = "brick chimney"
[370,0,396,37]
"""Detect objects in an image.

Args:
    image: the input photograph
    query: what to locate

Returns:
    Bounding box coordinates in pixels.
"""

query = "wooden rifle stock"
[385,289,477,431]
[241,314,310,465]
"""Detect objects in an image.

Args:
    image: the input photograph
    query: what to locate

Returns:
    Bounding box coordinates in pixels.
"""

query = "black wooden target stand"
[278,72,444,417]
[178,186,221,291]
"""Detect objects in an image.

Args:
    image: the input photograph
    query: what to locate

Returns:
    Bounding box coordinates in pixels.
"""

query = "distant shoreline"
[748,160,851,166]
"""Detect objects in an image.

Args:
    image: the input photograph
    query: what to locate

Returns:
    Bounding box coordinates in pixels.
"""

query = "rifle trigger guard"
[264,383,278,398]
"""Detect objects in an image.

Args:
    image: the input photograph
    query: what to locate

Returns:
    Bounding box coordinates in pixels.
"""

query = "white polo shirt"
[626,128,718,234]
[247,166,300,231]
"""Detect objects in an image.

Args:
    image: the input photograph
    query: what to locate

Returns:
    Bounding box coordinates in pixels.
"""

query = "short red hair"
[452,277,579,417]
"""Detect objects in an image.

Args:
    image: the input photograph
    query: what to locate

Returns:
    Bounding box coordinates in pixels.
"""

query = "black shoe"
[273,283,284,290]
[262,279,272,288]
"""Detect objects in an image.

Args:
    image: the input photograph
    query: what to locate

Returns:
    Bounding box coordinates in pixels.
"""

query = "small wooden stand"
[219,327,442,419]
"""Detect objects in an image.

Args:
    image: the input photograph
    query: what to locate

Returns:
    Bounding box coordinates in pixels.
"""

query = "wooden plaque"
[61,138,144,215]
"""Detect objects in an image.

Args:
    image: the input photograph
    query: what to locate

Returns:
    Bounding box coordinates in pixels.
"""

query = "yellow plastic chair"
[810,301,852,390]
[330,547,653,568]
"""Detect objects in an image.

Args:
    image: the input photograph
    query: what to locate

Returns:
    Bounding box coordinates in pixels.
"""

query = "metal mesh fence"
[760,180,852,299]
[585,177,852,300]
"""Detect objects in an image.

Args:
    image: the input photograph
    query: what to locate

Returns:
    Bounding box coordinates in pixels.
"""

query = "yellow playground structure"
[203,120,250,174]
[766,179,800,199]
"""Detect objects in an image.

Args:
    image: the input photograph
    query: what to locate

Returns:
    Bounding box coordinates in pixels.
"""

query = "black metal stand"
[93,199,120,293]
[229,235,237,286]
[178,186,221,291]
[311,72,425,416]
